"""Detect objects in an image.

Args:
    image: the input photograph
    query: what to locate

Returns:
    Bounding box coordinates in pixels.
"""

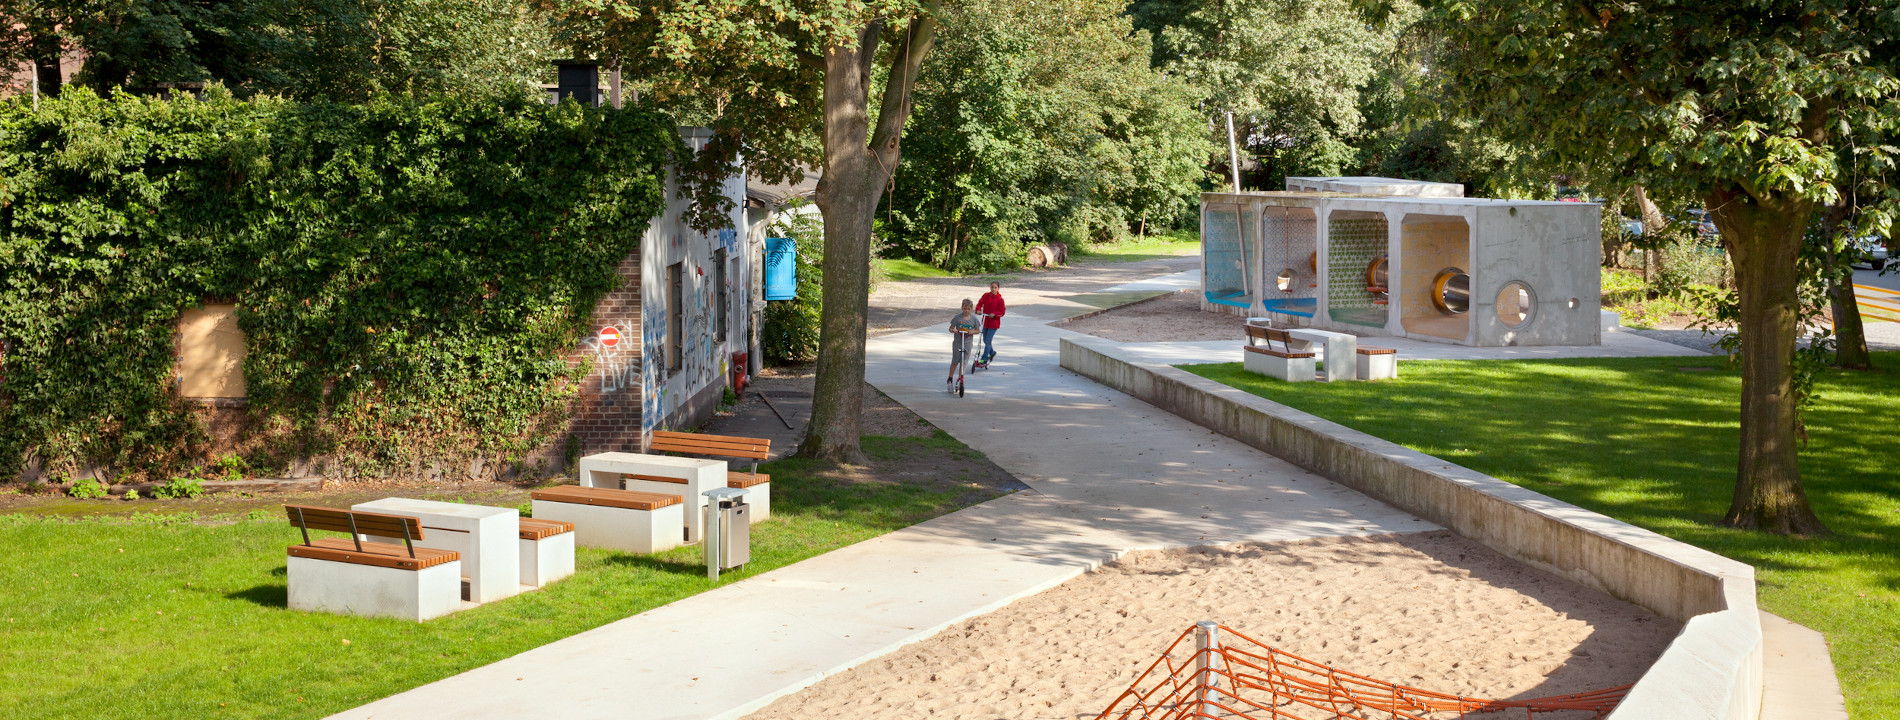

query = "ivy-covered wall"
[0,88,680,483]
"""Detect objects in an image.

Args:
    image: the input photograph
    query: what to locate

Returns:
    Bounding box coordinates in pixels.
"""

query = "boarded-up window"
[176,304,247,398]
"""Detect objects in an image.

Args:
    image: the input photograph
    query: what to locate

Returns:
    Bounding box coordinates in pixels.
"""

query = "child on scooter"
[947,299,981,385]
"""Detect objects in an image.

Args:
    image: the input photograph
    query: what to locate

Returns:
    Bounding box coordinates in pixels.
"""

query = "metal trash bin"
[703,486,752,579]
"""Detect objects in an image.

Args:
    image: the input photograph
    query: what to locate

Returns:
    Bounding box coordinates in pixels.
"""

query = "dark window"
[667,262,683,374]
[714,249,728,342]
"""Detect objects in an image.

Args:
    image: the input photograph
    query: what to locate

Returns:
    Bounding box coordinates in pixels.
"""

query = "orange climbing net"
[1097,623,1630,720]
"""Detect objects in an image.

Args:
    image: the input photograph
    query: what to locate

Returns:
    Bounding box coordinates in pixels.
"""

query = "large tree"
[882,0,1210,271]
[1427,0,1900,534]
[556,1,940,463]
[1130,0,1404,187]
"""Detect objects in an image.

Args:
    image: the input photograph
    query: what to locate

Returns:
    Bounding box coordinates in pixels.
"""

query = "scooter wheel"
[956,380,965,397]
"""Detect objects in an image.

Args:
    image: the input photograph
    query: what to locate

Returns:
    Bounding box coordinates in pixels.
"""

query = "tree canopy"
[1424,0,1900,534]
[3,0,555,100]
[880,0,1211,271]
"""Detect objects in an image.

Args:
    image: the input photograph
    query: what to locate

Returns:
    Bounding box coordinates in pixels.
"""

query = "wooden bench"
[1355,346,1399,381]
[650,430,773,521]
[283,505,463,621]
[530,486,684,554]
[1242,325,1316,382]
[517,518,577,587]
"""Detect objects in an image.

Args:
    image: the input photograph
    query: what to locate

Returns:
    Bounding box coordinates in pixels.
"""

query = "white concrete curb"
[1059,335,1763,720]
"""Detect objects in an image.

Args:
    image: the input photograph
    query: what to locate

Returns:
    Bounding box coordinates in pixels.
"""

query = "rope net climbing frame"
[1096,623,1630,720]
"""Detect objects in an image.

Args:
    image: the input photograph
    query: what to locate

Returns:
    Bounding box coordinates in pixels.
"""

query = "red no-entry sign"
[598,327,620,348]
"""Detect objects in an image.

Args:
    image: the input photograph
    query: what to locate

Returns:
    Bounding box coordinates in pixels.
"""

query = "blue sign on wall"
[764,237,797,301]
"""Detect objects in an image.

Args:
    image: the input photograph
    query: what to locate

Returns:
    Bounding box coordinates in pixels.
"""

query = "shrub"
[152,476,205,500]
[0,86,678,481]
[67,479,108,499]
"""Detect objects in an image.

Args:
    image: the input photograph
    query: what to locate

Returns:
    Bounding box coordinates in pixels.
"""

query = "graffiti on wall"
[581,323,639,393]
[641,294,669,432]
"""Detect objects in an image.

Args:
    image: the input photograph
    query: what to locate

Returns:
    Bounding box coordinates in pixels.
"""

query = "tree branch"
[776,21,824,70]
[857,20,885,94]
[869,8,940,179]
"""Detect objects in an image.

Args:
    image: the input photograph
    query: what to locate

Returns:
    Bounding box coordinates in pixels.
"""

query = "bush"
[761,203,825,365]
[0,86,678,482]
[67,479,108,499]
[152,476,205,500]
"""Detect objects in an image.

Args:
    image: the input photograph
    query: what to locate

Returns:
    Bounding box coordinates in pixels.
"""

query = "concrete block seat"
[530,486,684,555]
[518,518,576,588]
[1356,346,1398,381]
[649,430,774,522]
[283,505,463,622]
[1241,324,1316,382]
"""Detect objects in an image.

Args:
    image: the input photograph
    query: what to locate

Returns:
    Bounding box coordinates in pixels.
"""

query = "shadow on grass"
[227,583,288,608]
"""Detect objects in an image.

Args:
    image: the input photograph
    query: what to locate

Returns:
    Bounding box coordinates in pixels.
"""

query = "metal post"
[1224,112,1242,192]
[705,500,723,580]
[1194,620,1220,714]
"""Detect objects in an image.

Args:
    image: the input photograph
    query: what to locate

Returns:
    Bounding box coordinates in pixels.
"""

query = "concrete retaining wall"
[1059,335,1762,720]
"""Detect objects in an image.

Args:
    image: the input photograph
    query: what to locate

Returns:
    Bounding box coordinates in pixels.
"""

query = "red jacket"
[976,292,1005,329]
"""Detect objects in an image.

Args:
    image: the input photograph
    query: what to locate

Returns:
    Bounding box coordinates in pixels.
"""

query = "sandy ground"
[1061,291,1242,343]
[748,531,1677,720]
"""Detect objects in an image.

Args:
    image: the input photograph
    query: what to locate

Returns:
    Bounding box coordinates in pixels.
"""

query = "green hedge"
[0,87,679,482]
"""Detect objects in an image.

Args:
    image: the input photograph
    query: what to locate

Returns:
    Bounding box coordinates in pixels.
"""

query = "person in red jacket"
[974,281,1005,366]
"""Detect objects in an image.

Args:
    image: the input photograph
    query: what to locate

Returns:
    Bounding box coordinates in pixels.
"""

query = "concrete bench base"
[287,555,463,622]
[1242,349,1315,382]
[743,482,770,522]
[1356,351,1398,381]
[519,532,576,587]
[532,499,683,554]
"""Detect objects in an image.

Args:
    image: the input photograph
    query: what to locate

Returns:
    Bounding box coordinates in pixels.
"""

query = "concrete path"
[335,258,1761,720]
[1759,612,1850,720]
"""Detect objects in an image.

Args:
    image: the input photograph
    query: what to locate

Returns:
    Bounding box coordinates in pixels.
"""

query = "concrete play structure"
[1201,180,1602,347]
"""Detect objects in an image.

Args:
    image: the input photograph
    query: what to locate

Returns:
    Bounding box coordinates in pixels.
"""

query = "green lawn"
[877,257,955,283]
[1076,229,1200,263]
[1181,354,1900,716]
[0,435,1001,720]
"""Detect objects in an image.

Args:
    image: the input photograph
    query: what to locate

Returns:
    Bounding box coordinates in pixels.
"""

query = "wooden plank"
[649,438,770,459]
[531,486,681,511]
[284,505,424,540]
[1243,324,1271,339]
[653,430,772,448]
[1356,347,1398,355]
[727,473,770,489]
[518,518,575,541]
[288,537,458,570]
[627,473,688,484]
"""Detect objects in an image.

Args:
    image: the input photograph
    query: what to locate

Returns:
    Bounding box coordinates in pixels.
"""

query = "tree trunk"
[1710,188,1827,535]
[798,16,937,464]
[1829,271,1871,369]
[1817,208,1871,369]
[1632,185,1667,236]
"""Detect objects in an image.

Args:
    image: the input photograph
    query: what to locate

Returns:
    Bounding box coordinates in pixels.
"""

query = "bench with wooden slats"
[518,517,575,541]
[284,505,460,571]
[649,430,771,488]
[1243,325,1316,359]
[1355,346,1397,356]
[530,485,681,511]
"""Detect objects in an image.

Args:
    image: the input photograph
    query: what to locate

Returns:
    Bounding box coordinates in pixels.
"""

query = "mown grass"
[1181,353,1900,716]
[877,257,955,283]
[1074,228,1200,263]
[0,434,1000,720]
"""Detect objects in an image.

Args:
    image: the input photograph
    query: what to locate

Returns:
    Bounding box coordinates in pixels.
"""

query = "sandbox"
[748,531,1675,719]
